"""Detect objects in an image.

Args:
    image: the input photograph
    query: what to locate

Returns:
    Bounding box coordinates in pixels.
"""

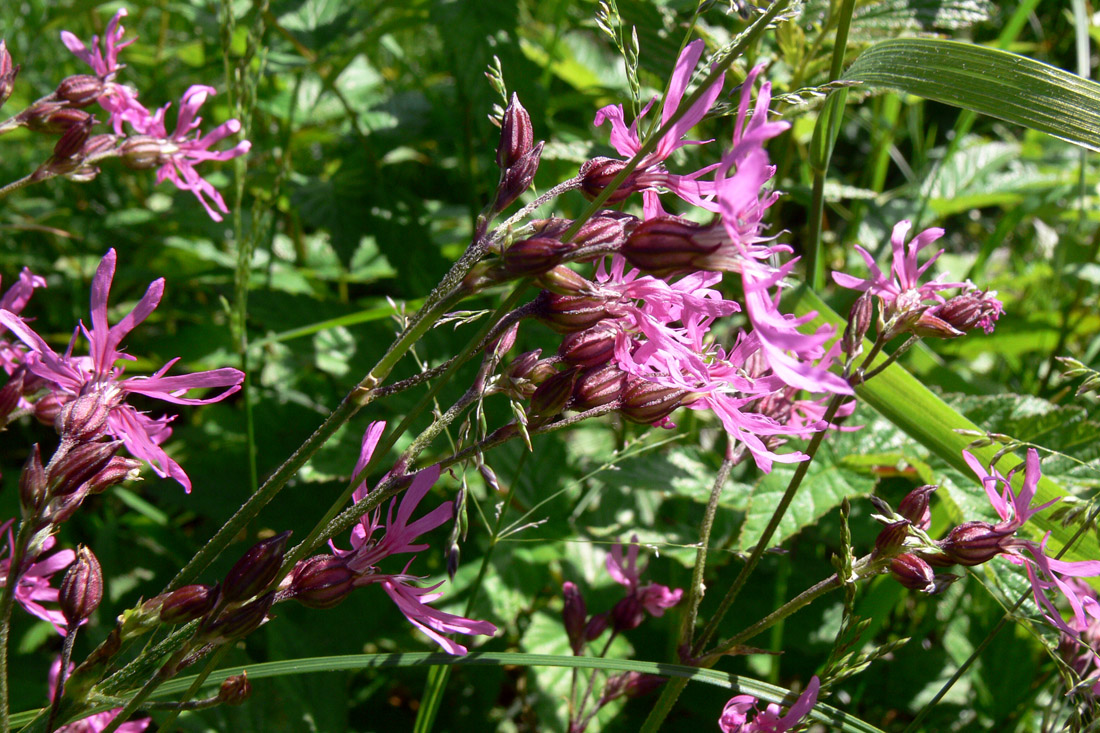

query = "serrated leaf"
[739,438,877,551]
[843,39,1100,151]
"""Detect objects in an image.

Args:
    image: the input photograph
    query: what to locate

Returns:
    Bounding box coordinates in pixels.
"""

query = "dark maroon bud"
[489,322,519,359]
[461,262,510,293]
[611,593,645,632]
[898,485,936,530]
[873,520,909,557]
[890,553,936,593]
[34,392,68,426]
[937,521,1012,566]
[19,444,46,515]
[119,134,164,170]
[446,543,461,581]
[494,140,543,212]
[222,530,293,604]
[502,237,575,277]
[585,612,608,640]
[622,216,708,276]
[24,104,91,134]
[55,74,105,107]
[910,311,964,339]
[843,291,874,355]
[917,549,956,568]
[52,114,96,161]
[0,40,18,109]
[56,392,111,441]
[60,545,103,626]
[572,363,627,410]
[502,350,544,381]
[80,133,118,159]
[496,93,534,170]
[528,217,573,239]
[0,368,23,422]
[160,584,218,625]
[289,555,356,610]
[924,290,1003,336]
[562,581,587,655]
[48,441,121,497]
[218,672,252,705]
[579,157,641,204]
[536,266,593,296]
[199,591,275,642]
[573,212,638,251]
[84,456,142,495]
[624,673,664,699]
[536,292,616,334]
[528,368,579,424]
[619,378,690,425]
[558,327,617,367]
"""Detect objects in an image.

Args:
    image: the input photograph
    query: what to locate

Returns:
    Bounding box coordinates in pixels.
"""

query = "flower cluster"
[285,422,497,655]
[0,249,244,492]
[3,7,249,220]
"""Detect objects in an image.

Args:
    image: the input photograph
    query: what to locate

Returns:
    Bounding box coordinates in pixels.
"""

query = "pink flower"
[590,39,725,218]
[0,267,47,375]
[49,658,150,732]
[0,249,244,492]
[831,221,965,322]
[606,536,683,619]
[961,449,1100,635]
[719,676,819,733]
[1,520,75,635]
[129,85,251,221]
[60,8,145,134]
[330,423,497,655]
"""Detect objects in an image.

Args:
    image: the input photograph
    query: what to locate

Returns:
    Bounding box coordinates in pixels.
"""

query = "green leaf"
[14,653,888,733]
[843,38,1100,151]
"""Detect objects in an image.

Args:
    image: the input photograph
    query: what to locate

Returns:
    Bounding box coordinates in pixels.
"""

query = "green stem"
[46,627,79,732]
[153,645,228,732]
[98,647,189,733]
[0,517,34,732]
[679,441,735,651]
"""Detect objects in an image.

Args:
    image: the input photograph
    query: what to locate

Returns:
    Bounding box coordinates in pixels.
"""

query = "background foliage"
[3,0,1100,730]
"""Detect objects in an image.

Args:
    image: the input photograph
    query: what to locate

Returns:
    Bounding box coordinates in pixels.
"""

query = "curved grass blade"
[843,38,1100,151]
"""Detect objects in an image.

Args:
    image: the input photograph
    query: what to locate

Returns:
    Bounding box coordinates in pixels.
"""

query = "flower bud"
[34,392,68,426]
[536,265,592,296]
[528,217,573,239]
[24,104,91,134]
[873,520,909,557]
[84,456,142,495]
[843,291,873,356]
[611,593,645,632]
[289,555,356,610]
[56,392,111,441]
[619,379,690,425]
[937,521,1011,566]
[52,114,96,161]
[0,41,18,109]
[488,322,519,359]
[579,157,640,204]
[502,237,575,277]
[0,368,22,423]
[562,581,587,655]
[572,212,636,252]
[536,292,616,334]
[558,327,616,367]
[572,363,627,410]
[199,591,275,642]
[19,444,46,515]
[55,74,105,107]
[910,311,964,339]
[925,290,1004,336]
[159,584,218,625]
[898,485,936,530]
[60,545,103,626]
[889,553,936,593]
[622,216,706,276]
[585,612,608,641]
[80,133,118,159]
[218,672,252,706]
[119,134,165,170]
[222,531,292,604]
[496,93,533,170]
[48,441,121,497]
[494,140,543,212]
[527,368,578,424]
